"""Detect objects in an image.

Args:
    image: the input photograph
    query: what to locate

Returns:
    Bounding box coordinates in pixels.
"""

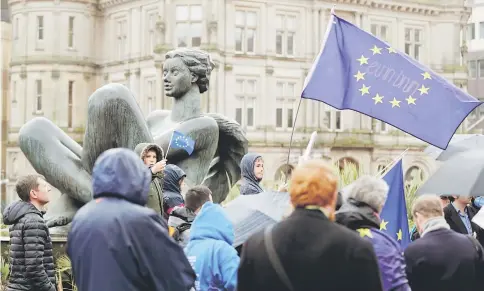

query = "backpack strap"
[467,235,483,260]
[264,225,295,291]
[173,222,192,241]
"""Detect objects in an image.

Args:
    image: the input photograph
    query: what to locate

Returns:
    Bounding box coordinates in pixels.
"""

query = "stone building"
[1,0,11,203]
[2,0,472,205]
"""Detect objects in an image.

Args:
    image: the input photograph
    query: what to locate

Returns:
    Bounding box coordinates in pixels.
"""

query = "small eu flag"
[302,13,482,150]
[380,160,411,248]
[170,131,195,155]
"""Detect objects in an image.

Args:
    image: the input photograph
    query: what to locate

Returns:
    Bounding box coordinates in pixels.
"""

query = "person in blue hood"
[239,153,264,195]
[185,202,239,291]
[163,164,187,217]
[67,148,195,291]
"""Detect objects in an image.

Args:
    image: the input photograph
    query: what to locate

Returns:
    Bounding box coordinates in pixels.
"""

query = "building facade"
[3,0,471,205]
[1,0,11,202]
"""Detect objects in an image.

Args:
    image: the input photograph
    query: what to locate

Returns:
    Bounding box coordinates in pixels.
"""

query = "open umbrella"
[417,150,484,196]
[223,191,291,247]
[424,134,484,161]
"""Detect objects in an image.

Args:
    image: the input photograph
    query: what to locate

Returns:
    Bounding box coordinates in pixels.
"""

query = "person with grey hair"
[404,194,484,291]
[336,175,410,291]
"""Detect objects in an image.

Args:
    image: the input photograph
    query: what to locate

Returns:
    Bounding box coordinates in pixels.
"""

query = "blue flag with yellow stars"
[170,130,195,155]
[380,159,411,248]
[302,13,482,150]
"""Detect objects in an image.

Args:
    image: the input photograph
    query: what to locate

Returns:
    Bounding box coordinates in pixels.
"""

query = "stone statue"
[16,48,248,229]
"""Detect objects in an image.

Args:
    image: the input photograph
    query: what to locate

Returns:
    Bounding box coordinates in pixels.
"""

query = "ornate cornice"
[98,0,131,10]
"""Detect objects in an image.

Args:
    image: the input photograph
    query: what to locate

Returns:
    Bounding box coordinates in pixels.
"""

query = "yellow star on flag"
[390,97,401,108]
[354,71,366,82]
[406,96,417,105]
[421,72,432,80]
[357,55,369,65]
[372,94,384,104]
[370,45,382,55]
[380,219,388,231]
[397,229,403,241]
[359,84,370,95]
[357,228,373,238]
[418,85,430,95]
[386,47,397,54]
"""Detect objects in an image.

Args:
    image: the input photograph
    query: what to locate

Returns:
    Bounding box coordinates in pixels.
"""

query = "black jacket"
[404,228,484,291]
[2,200,56,291]
[443,203,484,247]
[238,207,383,291]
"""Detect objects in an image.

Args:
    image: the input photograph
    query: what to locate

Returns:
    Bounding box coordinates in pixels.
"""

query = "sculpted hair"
[165,48,215,94]
[344,175,389,213]
[185,185,212,211]
[412,194,443,219]
[289,160,338,208]
[15,174,44,202]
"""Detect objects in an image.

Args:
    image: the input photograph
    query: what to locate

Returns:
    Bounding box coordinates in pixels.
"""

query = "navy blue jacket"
[67,148,196,291]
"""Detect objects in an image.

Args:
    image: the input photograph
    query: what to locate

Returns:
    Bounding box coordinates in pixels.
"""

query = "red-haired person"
[237,160,383,291]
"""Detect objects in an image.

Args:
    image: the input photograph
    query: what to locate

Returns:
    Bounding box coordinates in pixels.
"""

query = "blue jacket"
[185,202,239,291]
[67,148,196,291]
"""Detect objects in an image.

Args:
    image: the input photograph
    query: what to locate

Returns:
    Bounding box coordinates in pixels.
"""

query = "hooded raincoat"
[67,148,195,291]
[336,199,410,291]
[185,202,239,291]
[135,143,165,216]
[163,164,186,215]
[239,153,263,195]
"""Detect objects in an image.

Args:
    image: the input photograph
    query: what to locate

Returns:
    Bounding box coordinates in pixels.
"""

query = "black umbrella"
[417,150,484,196]
[424,134,484,161]
[223,191,291,247]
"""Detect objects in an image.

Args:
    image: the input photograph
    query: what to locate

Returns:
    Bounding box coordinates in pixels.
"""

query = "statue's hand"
[46,216,71,228]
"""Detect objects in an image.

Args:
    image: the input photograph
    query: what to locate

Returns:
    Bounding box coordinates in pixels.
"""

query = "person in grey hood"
[3,175,56,291]
[239,153,264,195]
[163,164,187,218]
[135,143,166,216]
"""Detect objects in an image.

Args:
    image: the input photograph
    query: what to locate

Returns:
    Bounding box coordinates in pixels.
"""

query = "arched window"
[338,157,359,172]
[274,164,294,181]
[405,166,425,184]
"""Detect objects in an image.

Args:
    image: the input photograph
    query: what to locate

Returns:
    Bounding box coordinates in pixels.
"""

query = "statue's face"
[163,57,193,98]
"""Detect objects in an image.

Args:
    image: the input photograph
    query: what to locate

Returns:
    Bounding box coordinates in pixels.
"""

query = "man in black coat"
[405,195,484,291]
[444,195,484,247]
[2,175,56,291]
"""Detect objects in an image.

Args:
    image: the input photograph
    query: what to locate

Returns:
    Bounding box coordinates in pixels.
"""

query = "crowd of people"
[2,146,484,291]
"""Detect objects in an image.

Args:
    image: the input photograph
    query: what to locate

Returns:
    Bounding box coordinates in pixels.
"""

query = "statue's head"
[163,48,215,98]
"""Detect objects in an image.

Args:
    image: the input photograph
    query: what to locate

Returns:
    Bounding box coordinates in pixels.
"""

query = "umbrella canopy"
[417,150,484,196]
[223,191,291,247]
[424,134,484,161]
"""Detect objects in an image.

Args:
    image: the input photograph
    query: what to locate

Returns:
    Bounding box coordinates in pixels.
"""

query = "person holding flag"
[336,175,410,291]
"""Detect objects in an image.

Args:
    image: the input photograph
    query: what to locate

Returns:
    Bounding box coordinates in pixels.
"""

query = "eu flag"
[302,14,482,150]
[170,131,195,155]
[380,159,411,248]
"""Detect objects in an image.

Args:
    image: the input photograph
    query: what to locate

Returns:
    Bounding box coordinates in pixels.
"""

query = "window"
[35,80,42,112]
[235,10,257,53]
[320,104,342,130]
[176,5,202,47]
[479,60,484,78]
[468,23,476,40]
[235,79,257,128]
[68,16,75,48]
[275,14,296,56]
[68,81,74,128]
[370,23,389,42]
[404,28,422,61]
[37,16,44,40]
[405,166,424,185]
[11,80,17,102]
[146,79,156,113]
[480,22,484,39]
[275,81,297,129]
[147,13,157,54]
[469,60,477,78]
[116,19,128,59]
[13,17,19,40]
